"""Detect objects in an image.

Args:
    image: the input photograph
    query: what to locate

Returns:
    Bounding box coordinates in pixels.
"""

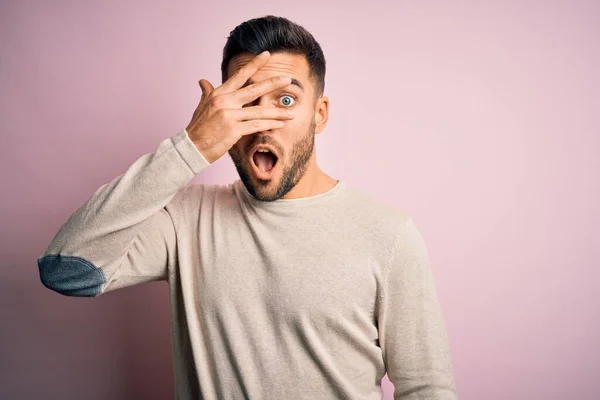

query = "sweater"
[37,128,458,399]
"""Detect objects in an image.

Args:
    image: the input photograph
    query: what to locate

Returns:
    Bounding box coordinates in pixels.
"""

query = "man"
[38,15,458,400]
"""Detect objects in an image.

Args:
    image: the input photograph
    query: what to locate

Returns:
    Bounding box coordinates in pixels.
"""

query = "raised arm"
[37,50,297,297]
[37,129,209,296]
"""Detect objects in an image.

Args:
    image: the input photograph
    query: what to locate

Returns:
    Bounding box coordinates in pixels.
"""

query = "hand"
[185,51,295,164]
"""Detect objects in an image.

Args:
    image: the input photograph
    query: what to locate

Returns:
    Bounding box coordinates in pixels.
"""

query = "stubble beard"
[229,119,316,202]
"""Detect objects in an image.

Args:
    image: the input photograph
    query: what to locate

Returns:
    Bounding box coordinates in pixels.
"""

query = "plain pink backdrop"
[1,1,599,399]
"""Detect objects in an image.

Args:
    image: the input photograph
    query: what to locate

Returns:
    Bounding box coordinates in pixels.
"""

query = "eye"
[279,94,296,107]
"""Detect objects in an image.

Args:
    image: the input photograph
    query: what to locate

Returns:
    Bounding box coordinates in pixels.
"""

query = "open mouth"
[251,148,279,178]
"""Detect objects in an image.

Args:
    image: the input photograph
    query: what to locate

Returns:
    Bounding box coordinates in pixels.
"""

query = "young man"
[38,15,458,400]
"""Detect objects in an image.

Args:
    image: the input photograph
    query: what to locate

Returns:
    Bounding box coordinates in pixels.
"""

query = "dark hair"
[221,15,326,105]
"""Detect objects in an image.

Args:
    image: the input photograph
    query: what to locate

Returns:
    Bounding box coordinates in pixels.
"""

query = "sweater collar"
[234,178,345,210]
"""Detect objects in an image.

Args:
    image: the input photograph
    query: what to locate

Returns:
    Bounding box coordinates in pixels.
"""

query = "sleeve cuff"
[171,128,211,174]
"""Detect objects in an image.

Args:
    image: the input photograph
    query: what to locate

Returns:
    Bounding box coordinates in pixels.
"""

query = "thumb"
[198,79,214,100]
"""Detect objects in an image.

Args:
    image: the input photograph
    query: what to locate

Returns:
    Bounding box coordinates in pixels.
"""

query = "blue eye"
[279,94,295,107]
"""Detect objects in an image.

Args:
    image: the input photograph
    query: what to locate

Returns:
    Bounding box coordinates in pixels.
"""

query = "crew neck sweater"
[37,128,458,399]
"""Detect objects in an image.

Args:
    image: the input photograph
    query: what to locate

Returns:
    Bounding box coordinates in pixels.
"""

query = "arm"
[37,129,210,297]
[378,217,458,399]
[38,52,298,297]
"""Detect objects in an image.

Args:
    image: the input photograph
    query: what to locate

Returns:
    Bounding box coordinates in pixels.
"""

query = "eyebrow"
[243,77,304,92]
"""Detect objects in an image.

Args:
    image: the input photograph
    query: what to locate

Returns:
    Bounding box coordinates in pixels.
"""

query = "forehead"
[227,52,311,90]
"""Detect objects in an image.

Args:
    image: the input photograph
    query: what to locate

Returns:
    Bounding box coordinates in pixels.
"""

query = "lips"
[249,146,279,180]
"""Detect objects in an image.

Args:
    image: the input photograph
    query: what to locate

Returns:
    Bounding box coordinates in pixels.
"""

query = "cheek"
[229,142,245,159]
[232,137,249,152]
[283,110,309,128]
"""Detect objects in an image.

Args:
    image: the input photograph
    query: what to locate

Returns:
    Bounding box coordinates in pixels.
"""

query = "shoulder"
[334,183,425,266]
[339,182,411,232]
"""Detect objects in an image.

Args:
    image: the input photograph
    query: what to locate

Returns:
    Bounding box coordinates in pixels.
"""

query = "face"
[227,52,323,202]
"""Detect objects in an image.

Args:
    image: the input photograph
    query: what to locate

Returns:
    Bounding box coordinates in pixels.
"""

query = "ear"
[314,96,329,134]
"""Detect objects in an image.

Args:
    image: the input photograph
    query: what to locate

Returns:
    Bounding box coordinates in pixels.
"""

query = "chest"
[194,221,383,327]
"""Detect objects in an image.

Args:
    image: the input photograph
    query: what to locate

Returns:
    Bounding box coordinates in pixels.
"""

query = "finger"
[232,75,292,107]
[228,105,294,122]
[216,51,271,95]
[199,79,214,101]
[237,119,285,137]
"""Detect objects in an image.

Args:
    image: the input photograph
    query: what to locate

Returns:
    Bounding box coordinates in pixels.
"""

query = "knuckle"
[254,107,265,118]
[247,83,259,95]
[219,108,230,119]
[211,95,226,109]
[214,108,226,120]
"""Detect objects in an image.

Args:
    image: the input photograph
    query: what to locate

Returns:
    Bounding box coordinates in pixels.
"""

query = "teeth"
[257,149,270,153]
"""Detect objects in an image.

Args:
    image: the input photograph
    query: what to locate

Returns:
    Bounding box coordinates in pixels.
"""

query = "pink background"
[2,1,599,399]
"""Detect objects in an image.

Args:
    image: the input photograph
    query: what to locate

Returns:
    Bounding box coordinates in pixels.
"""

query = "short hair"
[221,15,326,104]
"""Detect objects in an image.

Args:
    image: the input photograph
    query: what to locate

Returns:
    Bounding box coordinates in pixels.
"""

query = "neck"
[281,151,338,199]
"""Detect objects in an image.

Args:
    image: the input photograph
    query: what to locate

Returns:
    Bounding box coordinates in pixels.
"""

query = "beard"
[229,118,316,202]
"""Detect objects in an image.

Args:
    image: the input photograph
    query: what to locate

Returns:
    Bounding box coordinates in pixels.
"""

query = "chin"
[247,188,280,202]
[233,162,280,202]
[250,174,285,202]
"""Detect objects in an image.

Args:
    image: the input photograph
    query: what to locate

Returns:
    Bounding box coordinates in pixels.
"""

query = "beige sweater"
[37,128,458,399]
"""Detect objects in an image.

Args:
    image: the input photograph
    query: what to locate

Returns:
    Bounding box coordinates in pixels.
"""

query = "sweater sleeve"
[37,128,210,297]
[378,217,458,399]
